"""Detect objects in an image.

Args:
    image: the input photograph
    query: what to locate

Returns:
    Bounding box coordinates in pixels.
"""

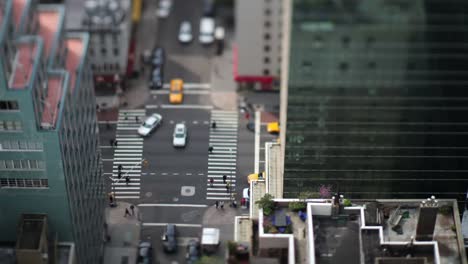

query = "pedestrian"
[124,112,128,120]
[124,208,131,217]
[208,146,214,154]
[245,112,250,120]
[114,140,118,147]
[125,176,130,185]
[130,205,135,216]
[209,178,214,187]
[109,139,115,147]
[135,116,139,123]
[220,201,224,209]
[231,200,237,208]
[226,184,230,192]
[215,201,219,209]
[223,175,227,183]
[118,164,123,173]
[211,121,217,129]
[108,193,114,205]
[118,171,122,179]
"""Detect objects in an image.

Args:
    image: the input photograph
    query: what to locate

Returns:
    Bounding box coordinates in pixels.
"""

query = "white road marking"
[145,104,158,109]
[142,223,203,228]
[138,204,208,208]
[160,104,213,110]
[206,197,231,200]
[115,196,140,199]
[113,187,140,190]
[254,110,260,173]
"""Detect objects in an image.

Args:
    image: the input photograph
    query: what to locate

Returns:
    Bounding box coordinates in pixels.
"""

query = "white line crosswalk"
[111,109,146,200]
[206,110,239,201]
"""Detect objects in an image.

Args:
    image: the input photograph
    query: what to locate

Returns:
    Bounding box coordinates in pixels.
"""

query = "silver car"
[173,123,187,147]
[138,113,163,136]
[156,0,172,18]
[178,21,193,43]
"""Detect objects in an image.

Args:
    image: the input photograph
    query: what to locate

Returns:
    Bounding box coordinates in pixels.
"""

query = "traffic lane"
[140,206,206,224]
[237,118,255,192]
[140,173,207,204]
[149,92,213,107]
[164,53,212,84]
[140,226,202,264]
[142,123,209,172]
[146,107,210,124]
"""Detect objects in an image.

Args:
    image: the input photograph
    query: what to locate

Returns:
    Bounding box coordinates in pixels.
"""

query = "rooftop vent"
[415,196,439,241]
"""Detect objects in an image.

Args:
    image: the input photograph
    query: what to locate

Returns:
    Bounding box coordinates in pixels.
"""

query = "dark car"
[203,0,216,17]
[185,239,200,264]
[162,224,177,253]
[137,242,153,264]
[149,67,163,89]
[151,47,165,68]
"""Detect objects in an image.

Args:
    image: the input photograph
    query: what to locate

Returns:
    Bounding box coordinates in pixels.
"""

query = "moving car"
[185,239,200,264]
[173,123,187,147]
[138,113,163,136]
[178,21,193,43]
[247,171,265,184]
[149,67,163,90]
[169,79,184,104]
[156,0,172,18]
[151,47,165,69]
[161,224,177,253]
[203,0,216,17]
[199,17,215,44]
[137,242,153,264]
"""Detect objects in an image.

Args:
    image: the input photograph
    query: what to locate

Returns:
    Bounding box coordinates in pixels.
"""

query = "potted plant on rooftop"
[256,194,275,216]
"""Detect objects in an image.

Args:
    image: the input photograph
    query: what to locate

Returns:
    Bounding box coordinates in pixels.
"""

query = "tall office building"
[0,1,105,263]
[280,0,468,200]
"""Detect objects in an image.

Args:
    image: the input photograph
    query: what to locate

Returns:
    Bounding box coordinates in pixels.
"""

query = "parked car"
[173,123,187,147]
[137,242,153,264]
[156,0,172,18]
[199,17,215,44]
[151,47,165,69]
[138,113,163,136]
[162,224,177,253]
[242,188,250,204]
[149,67,163,90]
[169,79,184,104]
[185,239,200,263]
[178,21,193,43]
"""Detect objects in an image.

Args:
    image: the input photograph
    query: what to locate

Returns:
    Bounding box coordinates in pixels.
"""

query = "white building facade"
[235,0,283,90]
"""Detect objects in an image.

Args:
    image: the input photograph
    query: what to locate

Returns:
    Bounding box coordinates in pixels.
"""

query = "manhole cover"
[145,192,152,197]
[181,186,195,196]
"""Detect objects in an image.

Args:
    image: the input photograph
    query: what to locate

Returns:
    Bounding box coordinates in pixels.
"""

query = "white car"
[172,123,187,147]
[243,188,250,204]
[199,17,215,44]
[138,113,163,136]
[156,0,172,18]
[178,21,193,43]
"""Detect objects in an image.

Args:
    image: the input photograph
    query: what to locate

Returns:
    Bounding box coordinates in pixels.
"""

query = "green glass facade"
[284,0,468,201]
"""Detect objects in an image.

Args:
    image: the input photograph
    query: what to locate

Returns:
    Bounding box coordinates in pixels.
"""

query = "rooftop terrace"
[64,37,84,92]
[10,40,39,89]
[38,9,60,58]
[12,0,27,30]
[41,72,67,129]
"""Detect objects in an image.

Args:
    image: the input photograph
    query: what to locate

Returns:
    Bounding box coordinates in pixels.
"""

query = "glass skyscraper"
[282,0,468,201]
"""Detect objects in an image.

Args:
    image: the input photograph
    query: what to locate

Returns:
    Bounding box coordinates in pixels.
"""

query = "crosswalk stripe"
[206,197,231,200]
[114,196,140,199]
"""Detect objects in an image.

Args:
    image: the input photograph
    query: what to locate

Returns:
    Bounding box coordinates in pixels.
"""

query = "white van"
[199,17,215,44]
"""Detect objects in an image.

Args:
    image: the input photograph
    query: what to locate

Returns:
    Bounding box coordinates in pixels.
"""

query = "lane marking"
[160,104,213,110]
[146,105,158,109]
[254,111,260,173]
[142,223,203,228]
[138,204,208,208]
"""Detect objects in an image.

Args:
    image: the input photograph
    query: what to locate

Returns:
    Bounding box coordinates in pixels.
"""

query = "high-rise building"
[235,0,283,91]
[280,0,468,201]
[0,1,104,263]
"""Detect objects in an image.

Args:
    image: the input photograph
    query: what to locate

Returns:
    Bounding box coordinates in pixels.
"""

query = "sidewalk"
[211,29,238,111]
[103,202,141,264]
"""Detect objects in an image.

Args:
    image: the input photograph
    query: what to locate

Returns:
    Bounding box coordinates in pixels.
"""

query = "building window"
[366,36,375,48]
[0,160,44,170]
[368,61,376,69]
[113,48,119,56]
[339,62,349,72]
[0,101,19,110]
[265,9,271,16]
[263,69,270,75]
[264,45,271,52]
[264,21,271,28]
[264,33,271,40]
[264,57,270,64]
[101,48,107,56]
[342,36,350,48]
[0,178,49,188]
[89,48,94,56]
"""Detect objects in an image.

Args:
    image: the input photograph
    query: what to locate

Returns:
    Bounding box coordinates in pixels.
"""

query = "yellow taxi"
[267,122,279,134]
[247,171,266,183]
[169,79,184,104]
